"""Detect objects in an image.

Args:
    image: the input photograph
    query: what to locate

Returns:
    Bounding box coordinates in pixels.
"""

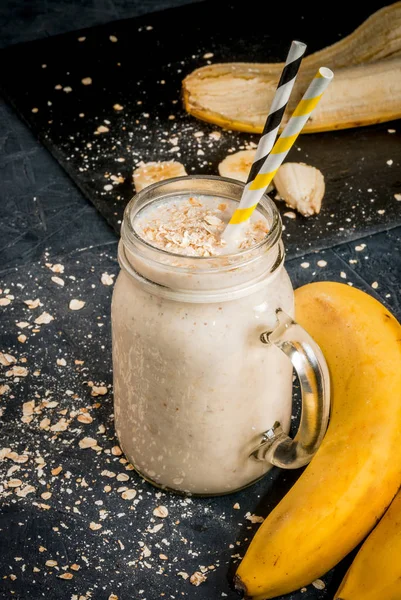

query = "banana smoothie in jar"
[111,176,329,496]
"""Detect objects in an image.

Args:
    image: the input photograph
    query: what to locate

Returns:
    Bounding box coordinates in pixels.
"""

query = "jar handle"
[252,309,330,469]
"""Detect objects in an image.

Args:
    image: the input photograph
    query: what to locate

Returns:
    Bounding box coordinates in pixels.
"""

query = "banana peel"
[235,282,401,600]
[182,2,401,133]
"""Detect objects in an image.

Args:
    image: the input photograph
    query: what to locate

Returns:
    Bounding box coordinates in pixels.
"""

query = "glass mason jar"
[111,176,330,496]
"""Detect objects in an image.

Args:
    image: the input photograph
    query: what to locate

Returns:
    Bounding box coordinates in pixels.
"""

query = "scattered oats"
[245,512,264,523]
[81,77,92,85]
[190,571,207,586]
[340,272,347,279]
[388,129,396,133]
[121,489,137,500]
[111,446,122,456]
[148,523,164,533]
[283,211,296,219]
[34,312,54,325]
[108,596,119,600]
[18,334,27,343]
[51,264,64,273]
[8,479,23,488]
[312,579,325,590]
[23,400,35,416]
[9,574,17,580]
[116,157,125,162]
[355,244,366,251]
[317,260,327,267]
[95,125,109,134]
[33,567,40,572]
[58,573,73,580]
[371,281,379,289]
[63,86,72,93]
[16,321,30,329]
[102,470,117,478]
[45,560,58,567]
[91,385,108,396]
[57,358,67,366]
[6,366,28,377]
[24,298,41,309]
[51,276,64,286]
[41,492,52,500]
[100,272,115,287]
[78,36,86,42]
[300,262,310,269]
[387,159,393,166]
[203,52,214,59]
[51,466,62,476]
[233,503,240,509]
[153,505,169,518]
[109,35,118,42]
[0,298,10,306]
[16,484,36,497]
[31,108,39,113]
[377,209,385,215]
[113,103,124,111]
[55,84,62,90]
[394,194,401,201]
[69,299,85,311]
[0,384,10,395]
[116,473,129,481]
[79,437,97,449]
[142,545,151,557]
[104,184,113,191]
[0,352,16,366]
[77,413,93,424]
[39,546,47,553]
[349,259,358,264]
[89,522,102,530]
[104,485,112,492]
[50,418,69,432]
[177,571,189,580]
[159,554,168,560]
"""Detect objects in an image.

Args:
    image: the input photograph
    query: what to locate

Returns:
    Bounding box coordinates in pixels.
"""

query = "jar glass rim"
[122,175,282,264]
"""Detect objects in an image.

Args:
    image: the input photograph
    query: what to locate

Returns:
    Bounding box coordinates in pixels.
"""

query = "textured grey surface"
[0,2,400,600]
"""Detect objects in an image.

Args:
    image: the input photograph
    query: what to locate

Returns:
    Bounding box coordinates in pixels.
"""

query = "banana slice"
[133,161,187,192]
[218,150,255,183]
[273,162,325,217]
[218,149,275,193]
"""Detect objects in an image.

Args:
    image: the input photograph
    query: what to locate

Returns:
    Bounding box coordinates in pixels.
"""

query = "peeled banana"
[273,163,325,216]
[183,3,401,133]
[235,282,401,600]
[133,161,187,192]
[335,490,401,600]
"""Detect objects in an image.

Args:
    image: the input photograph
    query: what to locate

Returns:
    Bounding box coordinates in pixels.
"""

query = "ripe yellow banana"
[133,161,187,192]
[235,282,401,600]
[335,490,401,600]
[183,3,401,133]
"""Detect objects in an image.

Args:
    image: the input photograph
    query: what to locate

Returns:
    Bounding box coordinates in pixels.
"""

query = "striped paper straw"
[223,67,334,240]
[246,40,306,186]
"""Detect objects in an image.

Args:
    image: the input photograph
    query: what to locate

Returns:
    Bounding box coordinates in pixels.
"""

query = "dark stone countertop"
[0,2,400,600]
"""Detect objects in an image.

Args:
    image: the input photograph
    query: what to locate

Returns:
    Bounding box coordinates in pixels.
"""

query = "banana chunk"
[133,161,187,192]
[218,149,274,192]
[273,162,325,216]
[218,149,256,183]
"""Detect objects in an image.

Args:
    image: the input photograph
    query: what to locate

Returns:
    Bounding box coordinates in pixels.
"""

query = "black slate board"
[1,0,401,259]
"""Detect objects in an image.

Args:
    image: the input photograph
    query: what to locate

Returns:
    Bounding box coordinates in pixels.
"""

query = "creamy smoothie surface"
[133,195,269,256]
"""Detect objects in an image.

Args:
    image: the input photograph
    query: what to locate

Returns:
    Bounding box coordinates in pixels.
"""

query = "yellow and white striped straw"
[222,67,334,242]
